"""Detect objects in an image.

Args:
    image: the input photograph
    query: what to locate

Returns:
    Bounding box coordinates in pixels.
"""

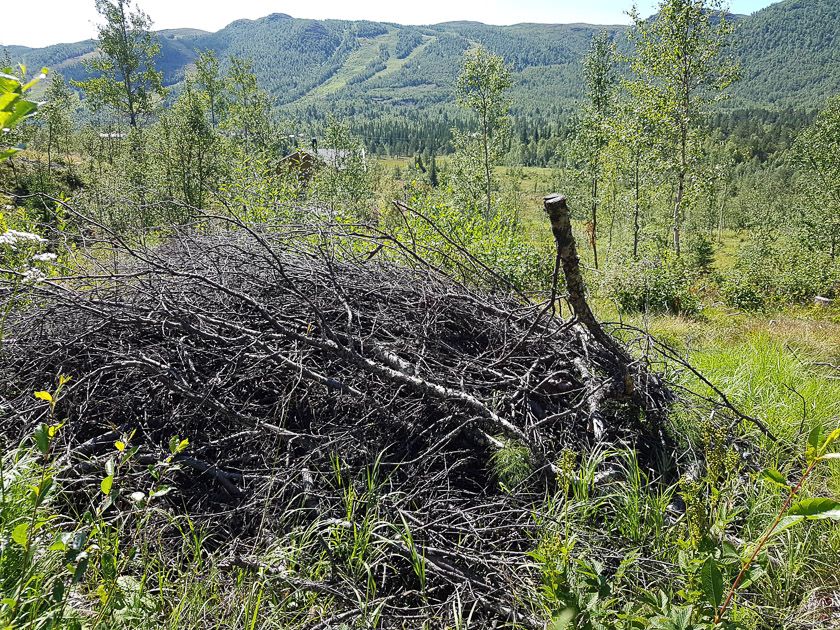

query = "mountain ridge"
[4,0,837,121]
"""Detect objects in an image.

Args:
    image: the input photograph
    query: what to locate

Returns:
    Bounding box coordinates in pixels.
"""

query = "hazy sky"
[4,0,780,48]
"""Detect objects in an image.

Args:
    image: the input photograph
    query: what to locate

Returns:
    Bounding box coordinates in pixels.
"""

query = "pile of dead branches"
[0,199,678,627]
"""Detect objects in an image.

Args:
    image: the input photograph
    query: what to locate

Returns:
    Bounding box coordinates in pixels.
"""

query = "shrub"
[721,234,840,309]
[605,254,700,315]
[388,182,555,293]
[687,233,716,275]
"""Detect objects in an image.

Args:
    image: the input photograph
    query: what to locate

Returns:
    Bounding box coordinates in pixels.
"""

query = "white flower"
[0,230,46,248]
[22,267,46,283]
[11,230,46,243]
[32,252,57,263]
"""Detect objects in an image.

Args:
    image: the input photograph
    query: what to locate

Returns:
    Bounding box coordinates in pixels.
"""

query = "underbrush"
[720,235,840,310]
[4,415,839,629]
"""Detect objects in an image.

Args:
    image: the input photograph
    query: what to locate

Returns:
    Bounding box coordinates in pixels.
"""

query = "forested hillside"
[732,0,840,106]
[6,0,838,123]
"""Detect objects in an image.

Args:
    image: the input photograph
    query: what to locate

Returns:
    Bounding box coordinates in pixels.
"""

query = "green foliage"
[605,254,701,315]
[9,2,840,158]
[686,234,715,276]
[392,181,553,292]
[628,0,739,255]
[222,56,279,156]
[722,233,840,309]
[454,46,512,218]
[155,78,219,211]
[731,0,840,109]
[490,439,531,491]
[74,0,165,128]
[39,74,74,168]
[310,118,376,218]
[194,50,225,128]
[577,31,618,269]
[0,66,46,160]
[790,93,840,259]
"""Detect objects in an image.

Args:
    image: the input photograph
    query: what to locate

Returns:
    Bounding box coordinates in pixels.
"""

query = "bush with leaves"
[721,233,840,309]
[389,181,554,293]
[1,378,197,629]
[604,252,701,315]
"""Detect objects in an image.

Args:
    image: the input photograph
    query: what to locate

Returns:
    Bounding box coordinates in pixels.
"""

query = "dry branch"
[0,204,684,627]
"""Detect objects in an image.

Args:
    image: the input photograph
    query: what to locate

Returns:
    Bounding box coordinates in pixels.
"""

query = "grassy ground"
[5,305,838,628]
[4,158,840,627]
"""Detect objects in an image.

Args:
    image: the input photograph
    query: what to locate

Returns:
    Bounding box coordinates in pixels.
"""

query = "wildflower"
[0,230,47,247]
[32,252,58,263]
[22,267,46,283]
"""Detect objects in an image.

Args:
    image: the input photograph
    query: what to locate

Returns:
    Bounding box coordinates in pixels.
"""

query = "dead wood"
[0,201,700,627]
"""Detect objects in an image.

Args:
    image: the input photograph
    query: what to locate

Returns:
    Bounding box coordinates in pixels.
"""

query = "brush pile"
[0,208,677,627]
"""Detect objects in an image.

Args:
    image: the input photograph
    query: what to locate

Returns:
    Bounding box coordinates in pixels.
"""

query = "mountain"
[731,0,840,107]
[4,0,838,124]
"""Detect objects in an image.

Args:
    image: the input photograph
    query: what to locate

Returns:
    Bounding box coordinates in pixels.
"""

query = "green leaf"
[21,70,46,92]
[52,580,65,603]
[105,457,115,477]
[11,522,29,547]
[787,498,840,520]
[738,564,767,590]
[34,477,53,505]
[770,515,805,539]
[101,475,114,496]
[807,424,824,450]
[700,556,724,608]
[72,554,89,584]
[819,428,840,455]
[149,485,173,499]
[758,468,788,488]
[548,608,577,630]
[33,425,50,455]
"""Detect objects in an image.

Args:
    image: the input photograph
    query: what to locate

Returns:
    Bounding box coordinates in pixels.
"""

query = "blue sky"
[3,0,781,48]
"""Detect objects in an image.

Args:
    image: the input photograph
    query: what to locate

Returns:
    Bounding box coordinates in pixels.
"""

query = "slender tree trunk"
[673,124,687,256]
[673,172,684,256]
[117,1,137,130]
[633,151,640,260]
[717,183,728,243]
[47,124,53,179]
[483,111,492,219]
[591,171,599,269]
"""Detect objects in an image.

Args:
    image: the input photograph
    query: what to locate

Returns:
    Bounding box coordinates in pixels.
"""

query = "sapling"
[712,425,840,624]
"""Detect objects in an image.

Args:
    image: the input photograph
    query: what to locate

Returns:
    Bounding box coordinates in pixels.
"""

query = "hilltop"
[4,0,839,121]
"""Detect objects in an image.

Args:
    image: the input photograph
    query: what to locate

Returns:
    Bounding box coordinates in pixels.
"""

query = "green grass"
[4,310,839,628]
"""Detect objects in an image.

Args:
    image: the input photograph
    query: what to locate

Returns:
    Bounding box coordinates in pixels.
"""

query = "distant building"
[278,150,321,185]
[278,144,366,186]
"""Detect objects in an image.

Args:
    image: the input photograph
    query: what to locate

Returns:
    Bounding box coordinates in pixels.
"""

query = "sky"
[3,0,780,48]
